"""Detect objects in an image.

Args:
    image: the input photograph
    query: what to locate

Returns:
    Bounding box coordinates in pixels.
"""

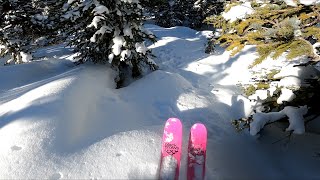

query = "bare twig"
[272,130,293,145]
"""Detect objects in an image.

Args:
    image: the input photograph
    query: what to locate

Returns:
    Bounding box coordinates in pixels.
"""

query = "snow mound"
[250,106,308,135]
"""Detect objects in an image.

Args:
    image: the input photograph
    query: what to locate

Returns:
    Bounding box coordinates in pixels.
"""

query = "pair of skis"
[159,118,207,180]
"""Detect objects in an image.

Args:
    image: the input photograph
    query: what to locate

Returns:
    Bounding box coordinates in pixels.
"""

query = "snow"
[250,112,286,136]
[108,53,114,63]
[67,0,76,4]
[249,89,269,101]
[120,50,131,61]
[225,1,320,22]
[284,0,298,6]
[0,45,5,51]
[135,42,147,55]
[93,5,109,15]
[277,88,296,104]
[90,25,112,42]
[299,0,320,5]
[222,2,254,22]
[20,52,32,63]
[250,106,308,135]
[0,24,320,179]
[160,156,177,180]
[34,14,48,21]
[87,16,105,29]
[112,36,125,56]
[283,106,308,134]
[280,0,320,6]
[194,160,203,179]
[193,155,204,179]
[313,42,320,57]
[165,132,174,142]
[123,23,133,38]
[121,0,140,4]
[274,62,318,85]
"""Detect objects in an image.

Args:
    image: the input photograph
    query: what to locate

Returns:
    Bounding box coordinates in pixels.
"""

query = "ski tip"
[191,123,206,131]
[167,117,181,123]
[190,123,207,146]
[166,118,182,126]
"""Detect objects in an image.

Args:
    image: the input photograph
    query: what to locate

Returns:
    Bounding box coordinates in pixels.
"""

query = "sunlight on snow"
[148,37,179,49]
[0,78,75,117]
[184,62,217,75]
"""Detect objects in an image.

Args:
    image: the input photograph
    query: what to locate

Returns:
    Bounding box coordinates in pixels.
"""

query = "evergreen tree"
[140,0,167,11]
[0,0,39,64]
[154,0,184,27]
[62,0,157,87]
[188,0,225,28]
[155,0,224,29]
[0,0,65,64]
[32,0,66,45]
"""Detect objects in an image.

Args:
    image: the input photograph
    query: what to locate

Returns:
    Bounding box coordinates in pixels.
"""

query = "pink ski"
[187,123,207,180]
[159,118,183,180]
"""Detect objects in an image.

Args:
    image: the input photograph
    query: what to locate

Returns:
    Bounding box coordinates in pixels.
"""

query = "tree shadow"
[32,43,74,59]
[145,24,206,39]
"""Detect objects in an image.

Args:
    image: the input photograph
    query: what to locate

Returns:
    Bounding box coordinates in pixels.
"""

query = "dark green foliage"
[62,0,158,87]
[0,0,41,63]
[287,77,320,117]
[0,0,65,64]
[140,0,167,9]
[155,0,224,29]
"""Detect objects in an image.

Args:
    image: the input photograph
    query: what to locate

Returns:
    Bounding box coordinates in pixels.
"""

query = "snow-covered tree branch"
[62,0,157,87]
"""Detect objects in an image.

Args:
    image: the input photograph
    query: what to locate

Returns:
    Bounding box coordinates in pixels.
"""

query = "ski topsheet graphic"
[159,118,182,180]
[187,123,207,180]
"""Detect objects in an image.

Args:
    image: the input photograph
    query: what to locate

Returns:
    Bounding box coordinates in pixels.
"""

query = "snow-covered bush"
[62,0,157,87]
[205,0,320,64]
[210,0,320,136]
[155,0,224,29]
[233,75,320,136]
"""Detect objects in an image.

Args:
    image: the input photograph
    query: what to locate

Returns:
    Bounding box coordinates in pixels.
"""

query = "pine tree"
[188,0,224,28]
[0,0,39,64]
[140,0,167,12]
[205,0,320,65]
[155,0,224,29]
[32,0,66,45]
[155,0,184,27]
[0,0,64,64]
[62,0,157,87]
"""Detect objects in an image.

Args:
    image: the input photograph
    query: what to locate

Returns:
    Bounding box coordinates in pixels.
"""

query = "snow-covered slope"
[0,24,319,179]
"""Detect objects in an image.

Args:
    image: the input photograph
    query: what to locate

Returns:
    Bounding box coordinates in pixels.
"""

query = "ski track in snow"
[0,24,320,179]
